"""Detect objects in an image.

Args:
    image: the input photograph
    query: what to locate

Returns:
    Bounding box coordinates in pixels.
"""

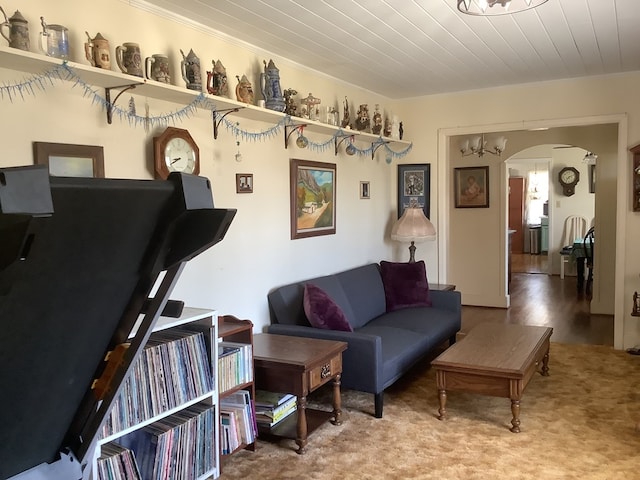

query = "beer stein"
[39,17,68,59]
[115,42,143,77]
[259,59,285,112]
[145,54,171,83]
[0,8,29,51]
[84,32,111,69]
[180,48,202,91]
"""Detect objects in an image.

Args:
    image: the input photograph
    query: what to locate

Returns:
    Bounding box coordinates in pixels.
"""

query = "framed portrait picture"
[236,173,253,193]
[397,164,430,219]
[454,166,489,208]
[360,181,370,199]
[33,142,105,178]
[290,159,336,239]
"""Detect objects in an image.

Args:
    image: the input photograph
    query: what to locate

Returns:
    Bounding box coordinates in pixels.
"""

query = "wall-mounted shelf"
[0,45,411,151]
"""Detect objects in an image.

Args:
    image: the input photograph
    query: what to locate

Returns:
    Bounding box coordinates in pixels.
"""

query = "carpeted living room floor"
[220,342,640,479]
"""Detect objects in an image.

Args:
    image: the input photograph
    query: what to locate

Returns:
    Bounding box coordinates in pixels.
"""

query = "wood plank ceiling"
[139,0,640,99]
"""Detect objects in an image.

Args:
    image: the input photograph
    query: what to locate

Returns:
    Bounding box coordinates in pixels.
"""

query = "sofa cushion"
[380,260,432,312]
[303,283,353,332]
[336,264,386,329]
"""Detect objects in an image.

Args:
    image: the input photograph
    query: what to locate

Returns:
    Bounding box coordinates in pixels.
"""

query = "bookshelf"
[217,315,257,461]
[94,307,220,480]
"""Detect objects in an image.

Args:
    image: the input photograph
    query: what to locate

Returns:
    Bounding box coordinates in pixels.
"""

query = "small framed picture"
[454,166,489,208]
[236,173,253,193]
[397,164,430,219]
[360,181,370,199]
[33,142,105,178]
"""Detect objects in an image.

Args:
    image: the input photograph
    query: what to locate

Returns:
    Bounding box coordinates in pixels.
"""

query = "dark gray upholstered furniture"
[267,263,461,418]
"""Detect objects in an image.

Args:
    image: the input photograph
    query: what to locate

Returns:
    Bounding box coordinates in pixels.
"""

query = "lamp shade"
[391,207,436,243]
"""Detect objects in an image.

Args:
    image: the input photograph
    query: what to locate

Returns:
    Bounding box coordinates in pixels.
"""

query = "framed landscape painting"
[290,159,336,239]
[454,166,489,208]
[33,142,105,178]
[397,164,430,219]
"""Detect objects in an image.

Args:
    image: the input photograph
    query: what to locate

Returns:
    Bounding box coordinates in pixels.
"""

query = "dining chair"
[559,215,587,279]
[583,226,595,295]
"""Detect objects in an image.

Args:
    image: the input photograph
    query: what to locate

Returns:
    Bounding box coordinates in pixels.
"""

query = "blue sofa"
[266,263,461,418]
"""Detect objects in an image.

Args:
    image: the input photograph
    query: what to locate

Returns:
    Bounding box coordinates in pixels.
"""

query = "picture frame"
[588,164,595,194]
[454,166,489,208]
[290,159,336,239]
[33,142,105,178]
[360,181,370,199]
[397,164,430,219]
[236,173,253,193]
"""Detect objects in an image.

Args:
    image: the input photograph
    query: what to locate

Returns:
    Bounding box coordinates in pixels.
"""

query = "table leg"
[437,389,447,420]
[331,373,343,426]
[295,395,308,455]
[576,256,585,293]
[510,399,521,433]
[541,349,550,376]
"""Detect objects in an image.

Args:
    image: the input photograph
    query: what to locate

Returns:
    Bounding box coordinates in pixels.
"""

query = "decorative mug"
[145,54,171,83]
[115,42,143,77]
[84,32,111,69]
[0,8,29,51]
[39,17,68,59]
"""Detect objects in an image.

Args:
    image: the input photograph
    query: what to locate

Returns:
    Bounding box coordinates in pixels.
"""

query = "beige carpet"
[220,343,640,480]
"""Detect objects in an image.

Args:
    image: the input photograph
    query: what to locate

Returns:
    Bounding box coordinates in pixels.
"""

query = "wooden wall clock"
[558,166,579,196]
[153,127,200,179]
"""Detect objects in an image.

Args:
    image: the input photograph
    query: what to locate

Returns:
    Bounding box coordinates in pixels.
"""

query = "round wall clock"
[153,127,200,179]
[558,166,579,196]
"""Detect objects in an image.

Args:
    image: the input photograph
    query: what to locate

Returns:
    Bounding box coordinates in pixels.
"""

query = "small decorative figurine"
[85,32,111,70]
[206,59,229,97]
[399,121,404,140]
[0,8,29,51]
[283,88,298,116]
[180,49,202,91]
[372,104,382,135]
[354,104,370,132]
[301,93,321,121]
[235,74,254,104]
[341,96,350,128]
[383,115,392,137]
[260,59,286,112]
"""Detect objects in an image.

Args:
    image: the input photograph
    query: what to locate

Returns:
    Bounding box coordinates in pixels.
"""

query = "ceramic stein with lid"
[0,7,29,51]
[84,32,111,69]
[259,59,285,112]
[180,48,202,91]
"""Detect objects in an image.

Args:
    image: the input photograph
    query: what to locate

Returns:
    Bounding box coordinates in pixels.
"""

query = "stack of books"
[254,390,297,428]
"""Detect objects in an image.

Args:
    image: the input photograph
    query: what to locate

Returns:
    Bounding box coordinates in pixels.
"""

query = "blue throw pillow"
[303,283,353,332]
[380,260,432,312]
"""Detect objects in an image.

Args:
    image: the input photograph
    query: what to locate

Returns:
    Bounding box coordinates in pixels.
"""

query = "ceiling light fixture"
[582,152,597,165]
[457,0,549,16]
[460,133,507,158]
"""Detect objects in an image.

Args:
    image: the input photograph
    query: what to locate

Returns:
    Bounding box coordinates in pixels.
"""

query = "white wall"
[0,0,410,334]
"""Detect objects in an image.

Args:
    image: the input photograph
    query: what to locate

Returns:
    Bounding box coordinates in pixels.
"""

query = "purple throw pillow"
[380,260,432,312]
[303,283,353,332]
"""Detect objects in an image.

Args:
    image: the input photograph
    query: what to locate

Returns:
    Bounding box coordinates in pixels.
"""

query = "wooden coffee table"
[431,323,553,432]
[253,333,347,454]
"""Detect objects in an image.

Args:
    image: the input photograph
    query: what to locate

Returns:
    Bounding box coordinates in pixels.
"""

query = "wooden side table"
[252,333,347,454]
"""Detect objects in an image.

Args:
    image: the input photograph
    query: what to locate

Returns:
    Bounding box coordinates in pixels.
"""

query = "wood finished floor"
[461,253,614,346]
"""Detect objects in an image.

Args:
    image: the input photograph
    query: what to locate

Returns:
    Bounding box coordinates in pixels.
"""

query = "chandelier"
[457,0,549,16]
[459,133,507,157]
[582,152,597,165]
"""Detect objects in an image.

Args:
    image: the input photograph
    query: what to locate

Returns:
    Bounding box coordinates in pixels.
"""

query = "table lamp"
[391,206,436,262]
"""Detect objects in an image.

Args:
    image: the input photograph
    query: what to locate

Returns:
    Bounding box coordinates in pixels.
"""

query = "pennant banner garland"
[0,62,412,160]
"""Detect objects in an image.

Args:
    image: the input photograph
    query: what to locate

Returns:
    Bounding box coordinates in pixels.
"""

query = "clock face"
[560,169,577,185]
[165,137,196,173]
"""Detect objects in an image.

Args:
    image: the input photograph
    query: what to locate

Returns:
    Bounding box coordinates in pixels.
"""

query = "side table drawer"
[308,354,342,391]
